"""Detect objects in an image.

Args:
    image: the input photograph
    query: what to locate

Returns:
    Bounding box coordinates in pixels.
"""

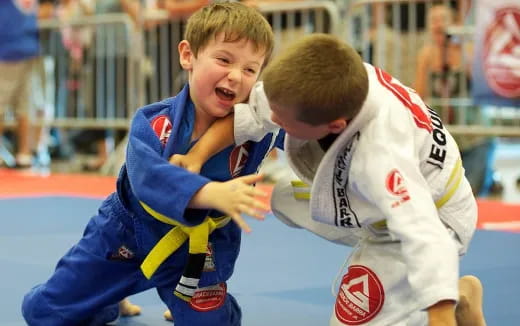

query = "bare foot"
[164,309,173,321]
[119,298,141,316]
[456,275,486,326]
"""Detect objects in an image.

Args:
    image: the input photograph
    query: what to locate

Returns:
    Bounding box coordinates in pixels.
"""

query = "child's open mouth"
[215,87,236,102]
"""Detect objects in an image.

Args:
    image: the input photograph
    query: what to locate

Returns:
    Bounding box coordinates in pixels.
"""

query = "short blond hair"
[185,1,274,63]
[263,34,368,125]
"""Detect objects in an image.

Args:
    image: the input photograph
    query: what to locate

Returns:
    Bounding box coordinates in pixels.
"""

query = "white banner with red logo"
[472,0,520,106]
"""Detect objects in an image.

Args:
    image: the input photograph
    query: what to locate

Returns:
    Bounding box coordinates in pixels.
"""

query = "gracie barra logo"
[386,169,410,208]
[151,115,172,146]
[483,7,520,98]
[335,265,384,325]
[333,132,360,228]
[189,283,227,312]
[229,143,251,178]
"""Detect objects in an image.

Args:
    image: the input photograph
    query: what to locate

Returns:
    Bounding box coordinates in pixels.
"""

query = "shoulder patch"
[385,169,411,208]
[151,115,172,146]
[229,143,251,178]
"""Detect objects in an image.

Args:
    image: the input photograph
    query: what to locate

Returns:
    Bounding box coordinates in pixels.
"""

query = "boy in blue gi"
[22,2,281,325]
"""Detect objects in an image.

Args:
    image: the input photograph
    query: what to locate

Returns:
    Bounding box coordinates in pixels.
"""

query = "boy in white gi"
[170,34,487,325]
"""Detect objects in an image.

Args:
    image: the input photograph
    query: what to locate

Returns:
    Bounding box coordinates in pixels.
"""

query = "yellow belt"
[434,158,463,208]
[139,201,230,279]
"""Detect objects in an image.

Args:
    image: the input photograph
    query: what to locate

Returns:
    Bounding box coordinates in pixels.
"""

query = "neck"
[192,106,216,141]
[317,133,339,152]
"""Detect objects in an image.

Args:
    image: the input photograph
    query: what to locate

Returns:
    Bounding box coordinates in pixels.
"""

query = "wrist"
[188,150,210,163]
[190,181,218,209]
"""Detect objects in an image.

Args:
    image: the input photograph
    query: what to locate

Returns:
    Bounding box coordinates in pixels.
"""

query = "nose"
[227,67,242,83]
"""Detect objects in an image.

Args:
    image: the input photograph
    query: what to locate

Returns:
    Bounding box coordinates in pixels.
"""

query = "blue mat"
[1,197,519,325]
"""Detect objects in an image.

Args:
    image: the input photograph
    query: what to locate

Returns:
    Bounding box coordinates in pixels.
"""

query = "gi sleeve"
[125,109,212,226]
[235,81,281,145]
[352,135,459,311]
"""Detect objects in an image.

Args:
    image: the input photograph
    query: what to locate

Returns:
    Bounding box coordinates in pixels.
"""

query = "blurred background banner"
[472,0,520,106]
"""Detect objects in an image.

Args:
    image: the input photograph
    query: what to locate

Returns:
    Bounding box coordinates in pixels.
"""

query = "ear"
[178,40,193,70]
[328,118,348,134]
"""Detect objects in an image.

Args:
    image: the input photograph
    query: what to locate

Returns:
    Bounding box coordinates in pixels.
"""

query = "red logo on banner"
[151,115,172,146]
[483,7,520,98]
[335,265,385,325]
[189,283,227,312]
[229,143,250,178]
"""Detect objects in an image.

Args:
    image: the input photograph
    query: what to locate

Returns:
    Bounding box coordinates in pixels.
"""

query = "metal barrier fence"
[0,1,339,172]
[5,0,515,171]
[7,1,339,131]
[141,1,340,104]
[342,0,520,137]
[36,13,136,130]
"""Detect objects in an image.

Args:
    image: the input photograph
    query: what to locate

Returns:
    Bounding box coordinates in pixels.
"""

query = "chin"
[212,107,233,117]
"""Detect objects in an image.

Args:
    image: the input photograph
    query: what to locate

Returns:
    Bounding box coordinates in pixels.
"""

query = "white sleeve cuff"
[233,82,280,145]
[416,287,459,312]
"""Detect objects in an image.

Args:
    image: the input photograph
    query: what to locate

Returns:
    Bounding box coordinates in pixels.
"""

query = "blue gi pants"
[21,195,241,326]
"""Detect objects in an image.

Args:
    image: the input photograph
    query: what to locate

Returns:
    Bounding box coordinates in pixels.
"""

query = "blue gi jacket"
[116,84,285,287]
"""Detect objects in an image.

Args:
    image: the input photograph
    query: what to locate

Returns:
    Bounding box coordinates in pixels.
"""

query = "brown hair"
[263,33,368,125]
[184,1,274,63]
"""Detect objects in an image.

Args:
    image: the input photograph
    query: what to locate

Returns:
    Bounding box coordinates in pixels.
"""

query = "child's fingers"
[186,164,202,174]
[169,154,182,165]
[230,213,252,233]
[237,173,264,185]
[250,188,268,198]
[239,204,265,220]
[250,199,270,212]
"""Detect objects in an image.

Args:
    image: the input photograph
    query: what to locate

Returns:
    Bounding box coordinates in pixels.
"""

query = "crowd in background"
[0,0,513,197]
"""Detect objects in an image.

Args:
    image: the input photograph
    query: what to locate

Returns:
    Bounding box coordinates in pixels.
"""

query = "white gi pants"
[271,176,474,326]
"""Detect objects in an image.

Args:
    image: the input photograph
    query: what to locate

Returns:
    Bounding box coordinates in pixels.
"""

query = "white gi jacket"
[235,64,477,322]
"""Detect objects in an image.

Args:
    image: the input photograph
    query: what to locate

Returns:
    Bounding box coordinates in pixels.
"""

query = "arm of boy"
[170,81,280,172]
[170,114,235,173]
[350,142,460,315]
[427,300,457,326]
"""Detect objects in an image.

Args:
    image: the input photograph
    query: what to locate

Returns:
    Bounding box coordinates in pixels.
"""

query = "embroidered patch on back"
[335,265,384,325]
[189,283,227,312]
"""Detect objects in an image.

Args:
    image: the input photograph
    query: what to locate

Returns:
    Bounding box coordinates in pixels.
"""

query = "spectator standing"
[78,0,141,172]
[415,2,499,196]
[0,0,41,168]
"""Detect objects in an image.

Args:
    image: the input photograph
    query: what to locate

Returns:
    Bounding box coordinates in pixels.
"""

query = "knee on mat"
[22,287,42,324]
[21,286,59,325]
